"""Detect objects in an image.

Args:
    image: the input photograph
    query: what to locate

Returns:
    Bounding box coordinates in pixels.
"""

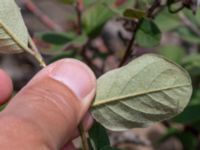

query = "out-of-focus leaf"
[173,88,200,124]
[183,9,199,25]
[83,0,111,8]
[181,54,200,78]
[155,9,181,32]
[158,45,186,64]
[89,122,110,150]
[39,33,87,55]
[0,0,29,53]
[49,51,76,63]
[40,45,64,55]
[195,8,200,25]
[113,0,136,14]
[39,32,75,45]
[93,51,110,59]
[58,0,74,4]
[189,89,200,106]
[136,18,161,48]
[70,33,87,46]
[158,128,198,150]
[173,104,200,124]
[177,27,200,44]
[91,54,192,131]
[84,0,97,7]
[100,146,120,150]
[178,132,198,150]
[82,1,115,38]
[123,8,145,19]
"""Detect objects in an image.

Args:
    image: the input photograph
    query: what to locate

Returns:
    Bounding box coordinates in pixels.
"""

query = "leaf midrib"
[92,84,191,107]
[0,21,33,54]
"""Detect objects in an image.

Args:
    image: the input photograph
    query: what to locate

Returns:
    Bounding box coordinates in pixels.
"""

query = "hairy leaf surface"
[91,54,192,131]
[0,0,29,53]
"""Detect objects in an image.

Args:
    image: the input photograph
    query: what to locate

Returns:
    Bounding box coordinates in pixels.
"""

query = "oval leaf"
[39,32,74,45]
[0,0,29,53]
[91,54,192,131]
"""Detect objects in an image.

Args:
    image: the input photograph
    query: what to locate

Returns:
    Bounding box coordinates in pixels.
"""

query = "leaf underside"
[91,54,192,131]
[0,0,29,54]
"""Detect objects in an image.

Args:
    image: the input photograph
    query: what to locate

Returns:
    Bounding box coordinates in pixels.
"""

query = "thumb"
[0,59,96,150]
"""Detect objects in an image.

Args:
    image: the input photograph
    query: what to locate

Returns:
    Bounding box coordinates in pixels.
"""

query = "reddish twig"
[75,0,84,34]
[119,0,162,67]
[118,20,142,67]
[21,0,63,31]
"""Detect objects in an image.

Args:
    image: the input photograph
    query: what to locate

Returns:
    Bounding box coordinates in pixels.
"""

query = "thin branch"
[119,0,162,67]
[21,0,63,31]
[118,20,142,67]
[78,124,89,150]
[75,0,83,34]
[80,39,102,76]
[147,0,161,18]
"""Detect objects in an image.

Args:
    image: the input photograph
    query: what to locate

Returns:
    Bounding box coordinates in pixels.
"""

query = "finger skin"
[0,69,13,104]
[61,142,76,150]
[0,59,96,150]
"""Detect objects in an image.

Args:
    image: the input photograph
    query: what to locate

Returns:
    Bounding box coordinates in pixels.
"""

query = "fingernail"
[50,59,96,100]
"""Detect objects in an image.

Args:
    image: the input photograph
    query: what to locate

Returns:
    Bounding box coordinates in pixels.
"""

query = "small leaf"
[0,0,29,53]
[70,33,87,46]
[39,32,75,45]
[49,51,76,63]
[82,1,114,38]
[89,122,110,150]
[39,33,87,55]
[91,54,192,131]
[136,19,161,48]
[123,8,145,19]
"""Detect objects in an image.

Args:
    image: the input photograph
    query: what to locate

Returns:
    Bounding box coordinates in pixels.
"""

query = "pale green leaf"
[91,54,192,131]
[0,0,29,54]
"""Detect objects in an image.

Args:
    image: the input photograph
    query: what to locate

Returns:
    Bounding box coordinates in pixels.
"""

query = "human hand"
[0,59,96,150]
